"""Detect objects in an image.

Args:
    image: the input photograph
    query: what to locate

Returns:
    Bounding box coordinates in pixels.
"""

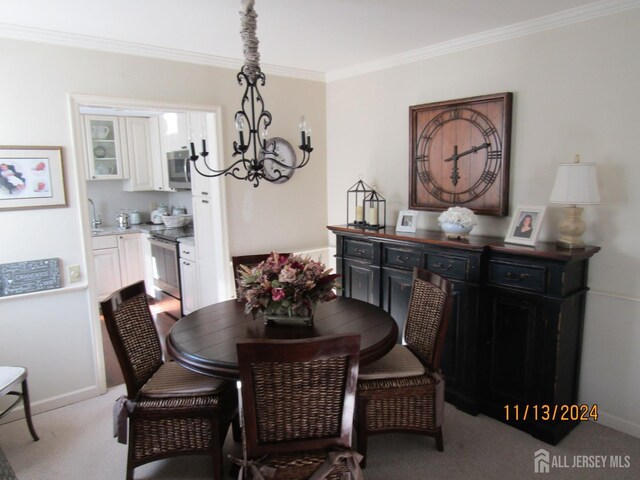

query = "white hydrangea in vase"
[437,207,478,238]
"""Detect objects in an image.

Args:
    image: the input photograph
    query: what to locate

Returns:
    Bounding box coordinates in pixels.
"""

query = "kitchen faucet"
[88,198,102,230]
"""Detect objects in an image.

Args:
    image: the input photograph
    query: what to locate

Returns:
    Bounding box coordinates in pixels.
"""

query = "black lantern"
[363,188,386,230]
[347,179,374,227]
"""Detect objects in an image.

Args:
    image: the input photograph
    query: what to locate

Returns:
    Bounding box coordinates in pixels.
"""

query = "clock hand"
[443,142,491,163]
[444,143,490,186]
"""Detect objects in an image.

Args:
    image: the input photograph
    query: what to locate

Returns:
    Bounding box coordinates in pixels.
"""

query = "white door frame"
[68,93,232,394]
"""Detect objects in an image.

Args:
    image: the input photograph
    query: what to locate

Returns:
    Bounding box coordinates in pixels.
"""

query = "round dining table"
[166,296,398,379]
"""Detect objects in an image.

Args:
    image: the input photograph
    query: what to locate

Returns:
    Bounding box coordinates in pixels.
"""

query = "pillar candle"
[367,206,378,225]
[355,206,364,222]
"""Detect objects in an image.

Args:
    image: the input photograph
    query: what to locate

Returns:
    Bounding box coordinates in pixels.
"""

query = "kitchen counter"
[91,224,167,236]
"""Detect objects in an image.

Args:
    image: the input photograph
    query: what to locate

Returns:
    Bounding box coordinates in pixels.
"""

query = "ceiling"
[0,0,634,80]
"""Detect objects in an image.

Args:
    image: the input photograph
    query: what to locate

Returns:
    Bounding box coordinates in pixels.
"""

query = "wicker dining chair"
[236,334,364,479]
[355,267,453,467]
[101,281,237,480]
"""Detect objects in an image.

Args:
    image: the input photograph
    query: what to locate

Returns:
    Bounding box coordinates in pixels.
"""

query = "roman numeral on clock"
[418,170,433,184]
[487,150,501,160]
[480,171,498,184]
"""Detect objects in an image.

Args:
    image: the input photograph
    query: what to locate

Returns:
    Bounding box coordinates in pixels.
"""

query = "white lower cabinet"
[179,240,198,315]
[93,247,121,301]
[117,234,145,287]
[93,233,145,301]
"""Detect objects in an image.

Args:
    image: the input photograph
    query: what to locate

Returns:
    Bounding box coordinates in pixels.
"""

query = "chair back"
[237,334,360,458]
[403,268,454,372]
[100,281,163,397]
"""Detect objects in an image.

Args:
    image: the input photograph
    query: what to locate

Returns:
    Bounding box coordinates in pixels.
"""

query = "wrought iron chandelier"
[188,0,313,187]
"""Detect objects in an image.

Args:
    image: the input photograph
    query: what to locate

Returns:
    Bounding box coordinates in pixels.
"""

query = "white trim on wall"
[2,1,639,83]
[326,0,640,81]
[0,22,324,82]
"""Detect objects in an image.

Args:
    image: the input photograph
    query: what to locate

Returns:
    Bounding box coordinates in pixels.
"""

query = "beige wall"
[327,10,640,436]
[0,38,326,412]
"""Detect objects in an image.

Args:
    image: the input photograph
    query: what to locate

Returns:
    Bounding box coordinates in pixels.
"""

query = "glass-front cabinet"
[83,115,126,180]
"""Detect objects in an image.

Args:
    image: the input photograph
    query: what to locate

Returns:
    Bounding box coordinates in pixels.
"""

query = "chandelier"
[188,0,313,187]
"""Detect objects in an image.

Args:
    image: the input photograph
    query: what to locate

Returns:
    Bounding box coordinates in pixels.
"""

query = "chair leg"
[435,427,444,452]
[356,399,368,468]
[21,379,39,441]
[212,419,225,480]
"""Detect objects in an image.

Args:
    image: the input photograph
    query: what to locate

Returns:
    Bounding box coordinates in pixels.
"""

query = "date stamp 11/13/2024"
[504,404,599,422]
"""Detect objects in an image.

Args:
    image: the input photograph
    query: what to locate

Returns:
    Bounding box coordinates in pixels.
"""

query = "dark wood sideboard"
[328,225,600,445]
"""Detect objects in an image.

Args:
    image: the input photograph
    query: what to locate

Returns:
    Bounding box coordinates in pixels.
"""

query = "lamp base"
[556,206,586,250]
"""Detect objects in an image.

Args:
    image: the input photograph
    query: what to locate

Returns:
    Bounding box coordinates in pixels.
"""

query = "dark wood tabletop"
[166,296,398,379]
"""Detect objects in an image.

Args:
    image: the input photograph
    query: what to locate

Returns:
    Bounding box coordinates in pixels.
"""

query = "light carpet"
[0,385,639,479]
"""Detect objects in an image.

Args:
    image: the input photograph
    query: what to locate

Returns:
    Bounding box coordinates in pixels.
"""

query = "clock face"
[409,93,512,216]
[261,137,296,184]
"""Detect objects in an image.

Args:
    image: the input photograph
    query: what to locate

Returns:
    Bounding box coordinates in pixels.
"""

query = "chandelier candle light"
[188,0,313,187]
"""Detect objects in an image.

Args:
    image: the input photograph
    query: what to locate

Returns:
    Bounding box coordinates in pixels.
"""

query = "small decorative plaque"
[0,258,61,297]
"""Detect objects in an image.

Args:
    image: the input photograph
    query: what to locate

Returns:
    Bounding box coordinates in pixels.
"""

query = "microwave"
[167,150,191,190]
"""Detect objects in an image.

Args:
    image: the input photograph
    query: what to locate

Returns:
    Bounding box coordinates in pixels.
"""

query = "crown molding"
[1,0,638,84]
[326,0,640,82]
[0,22,325,82]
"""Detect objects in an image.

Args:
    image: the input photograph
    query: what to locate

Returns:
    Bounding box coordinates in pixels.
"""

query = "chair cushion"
[358,344,425,380]
[140,362,227,398]
[0,367,26,396]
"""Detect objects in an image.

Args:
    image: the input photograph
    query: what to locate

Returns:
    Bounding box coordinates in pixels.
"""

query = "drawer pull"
[182,250,190,255]
[355,248,366,255]
[432,262,453,271]
[506,272,530,281]
[395,255,410,263]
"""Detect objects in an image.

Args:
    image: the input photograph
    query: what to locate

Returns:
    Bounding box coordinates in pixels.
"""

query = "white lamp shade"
[549,163,601,205]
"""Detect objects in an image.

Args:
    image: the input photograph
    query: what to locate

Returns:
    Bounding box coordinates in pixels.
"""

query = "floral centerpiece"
[237,252,340,325]
[437,206,478,238]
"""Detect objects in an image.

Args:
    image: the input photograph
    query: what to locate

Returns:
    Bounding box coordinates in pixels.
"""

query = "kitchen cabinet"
[84,115,127,180]
[159,112,189,154]
[93,244,121,301]
[122,117,156,192]
[92,233,145,300]
[328,225,599,444]
[179,240,198,315]
[117,234,145,287]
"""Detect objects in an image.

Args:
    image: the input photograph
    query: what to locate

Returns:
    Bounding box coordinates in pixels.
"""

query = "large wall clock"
[409,92,512,216]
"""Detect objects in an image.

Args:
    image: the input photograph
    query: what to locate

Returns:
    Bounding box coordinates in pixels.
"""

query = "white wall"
[0,38,326,413]
[327,10,640,437]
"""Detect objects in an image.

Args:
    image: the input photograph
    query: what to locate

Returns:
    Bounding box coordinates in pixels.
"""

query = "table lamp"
[548,154,600,249]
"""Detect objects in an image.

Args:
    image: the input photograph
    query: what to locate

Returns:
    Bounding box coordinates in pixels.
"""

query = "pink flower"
[278,265,298,283]
[271,288,285,302]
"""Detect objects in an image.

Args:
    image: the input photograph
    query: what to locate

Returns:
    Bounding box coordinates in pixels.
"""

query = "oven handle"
[149,237,178,249]
[184,157,191,183]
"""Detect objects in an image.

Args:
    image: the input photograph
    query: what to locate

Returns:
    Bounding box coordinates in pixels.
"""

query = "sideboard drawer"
[488,261,546,292]
[383,246,422,270]
[344,239,373,260]
[427,253,467,280]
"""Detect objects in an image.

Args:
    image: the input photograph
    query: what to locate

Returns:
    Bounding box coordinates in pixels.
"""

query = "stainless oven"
[167,149,191,190]
[149,236,181,301]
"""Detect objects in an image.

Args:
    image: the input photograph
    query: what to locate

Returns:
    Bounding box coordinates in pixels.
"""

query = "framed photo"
[504,205,546,246]
[396,210,419,233]
[0,146,66,211]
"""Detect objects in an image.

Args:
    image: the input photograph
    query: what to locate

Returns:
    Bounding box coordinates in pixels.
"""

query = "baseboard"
[596,410,640,439]
[0,384,101,425]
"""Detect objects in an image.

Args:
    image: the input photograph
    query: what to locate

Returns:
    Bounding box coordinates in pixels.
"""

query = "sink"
[91,229,103,235]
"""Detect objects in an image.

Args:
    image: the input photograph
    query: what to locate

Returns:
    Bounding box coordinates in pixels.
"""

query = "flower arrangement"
[437,206,478,228]
[237,252,340,318]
